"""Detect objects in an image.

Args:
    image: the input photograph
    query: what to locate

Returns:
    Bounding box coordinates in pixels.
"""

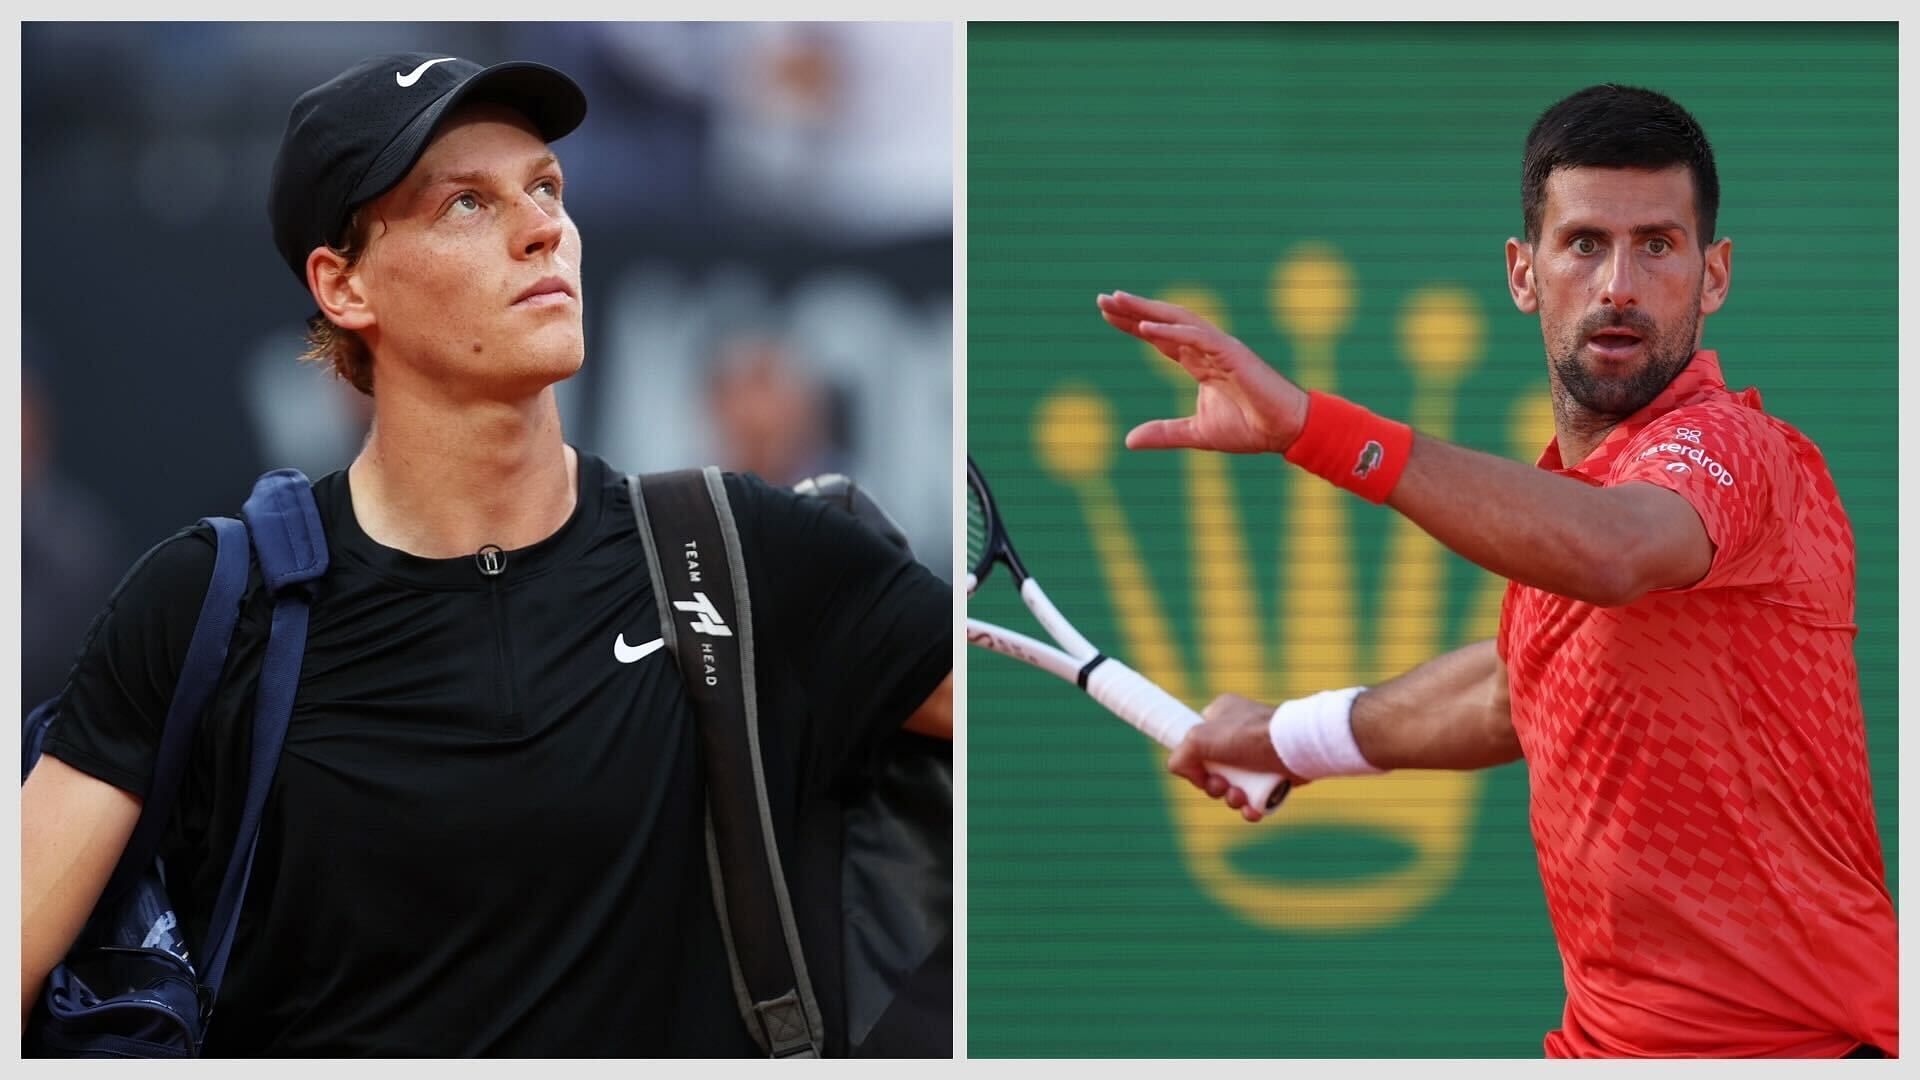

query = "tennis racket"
[966,457,1291,815]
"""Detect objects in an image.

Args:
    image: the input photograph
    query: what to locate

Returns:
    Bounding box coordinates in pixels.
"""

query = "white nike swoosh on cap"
[614,634,666,664]
[396,58,458,88]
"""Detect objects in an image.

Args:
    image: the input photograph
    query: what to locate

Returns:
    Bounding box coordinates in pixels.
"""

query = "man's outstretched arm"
[1168,640,1517,821]
[1350,639,1516,771]
[1099,290,1714,607]
[1385,434,1710,609]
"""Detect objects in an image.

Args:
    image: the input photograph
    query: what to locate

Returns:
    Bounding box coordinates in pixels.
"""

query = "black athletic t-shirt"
[43,451,950,1056]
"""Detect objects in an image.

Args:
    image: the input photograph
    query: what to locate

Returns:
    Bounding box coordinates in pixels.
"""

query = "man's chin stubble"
[1551,347,1689,428]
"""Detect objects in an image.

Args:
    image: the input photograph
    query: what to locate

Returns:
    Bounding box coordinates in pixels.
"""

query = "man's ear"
[308,247,374,332]
[1506,237,1538,315]
[1698,236,1732,317]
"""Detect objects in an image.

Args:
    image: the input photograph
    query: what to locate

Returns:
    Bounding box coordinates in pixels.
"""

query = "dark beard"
[1549,304,1699,425]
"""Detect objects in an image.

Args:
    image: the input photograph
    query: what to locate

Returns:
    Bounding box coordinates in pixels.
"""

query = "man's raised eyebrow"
[1630,220,1690,238]
[1554,219,1691,238]
[411,153,562,201]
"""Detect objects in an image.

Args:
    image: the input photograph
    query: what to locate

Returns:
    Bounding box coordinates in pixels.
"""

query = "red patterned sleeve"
[1610,402,1795,591]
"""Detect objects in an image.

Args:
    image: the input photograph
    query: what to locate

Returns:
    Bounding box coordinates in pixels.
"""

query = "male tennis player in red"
[1101,84,1896,1058]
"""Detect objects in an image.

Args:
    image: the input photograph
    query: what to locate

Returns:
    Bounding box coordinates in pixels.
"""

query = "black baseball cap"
[268,52,587,285]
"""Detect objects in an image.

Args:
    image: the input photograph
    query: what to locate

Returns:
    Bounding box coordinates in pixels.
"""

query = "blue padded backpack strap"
[241,468,327,591]
[198,470,326,1014]
[196,592,304,1007]
[99,515,252,904]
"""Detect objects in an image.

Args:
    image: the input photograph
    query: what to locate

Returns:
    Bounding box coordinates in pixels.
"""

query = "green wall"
[967,23,1897,1057]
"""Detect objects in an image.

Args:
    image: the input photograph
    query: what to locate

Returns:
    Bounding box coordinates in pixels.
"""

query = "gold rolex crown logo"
[1034,243,1555,931]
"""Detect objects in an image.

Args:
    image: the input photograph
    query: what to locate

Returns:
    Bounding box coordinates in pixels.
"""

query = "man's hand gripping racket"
[965,457,1292,818]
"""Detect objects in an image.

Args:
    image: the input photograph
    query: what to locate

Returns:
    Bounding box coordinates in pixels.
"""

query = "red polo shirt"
[1497,351,1896,1058]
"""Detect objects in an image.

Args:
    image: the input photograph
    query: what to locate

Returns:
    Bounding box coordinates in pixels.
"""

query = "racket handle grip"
[1082,658,1290,813]
[1211,764,1290,814]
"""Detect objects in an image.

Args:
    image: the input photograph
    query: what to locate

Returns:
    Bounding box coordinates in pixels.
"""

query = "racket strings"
[966,481,993,572]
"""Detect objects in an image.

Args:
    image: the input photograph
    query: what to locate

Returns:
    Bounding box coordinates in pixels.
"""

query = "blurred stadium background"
[967,23,1896,1057]
[22,21,953,711]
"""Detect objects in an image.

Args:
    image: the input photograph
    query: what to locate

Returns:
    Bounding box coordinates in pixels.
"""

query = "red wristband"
[1281,391,1414,504]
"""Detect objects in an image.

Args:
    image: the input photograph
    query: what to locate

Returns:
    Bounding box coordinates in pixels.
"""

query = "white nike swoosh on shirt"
[614,634,666,664]
[396,58,458,88]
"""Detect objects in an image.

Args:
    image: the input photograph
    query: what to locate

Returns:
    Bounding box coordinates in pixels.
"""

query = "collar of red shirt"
[1535,350,1764,481]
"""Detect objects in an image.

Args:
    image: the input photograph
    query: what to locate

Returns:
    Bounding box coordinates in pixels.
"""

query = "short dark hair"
[1522,84,1719,246]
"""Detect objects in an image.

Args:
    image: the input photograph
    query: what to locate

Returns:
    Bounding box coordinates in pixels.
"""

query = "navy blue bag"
[22,469,326,1058]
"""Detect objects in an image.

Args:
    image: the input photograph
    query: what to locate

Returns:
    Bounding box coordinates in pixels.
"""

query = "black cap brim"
[340,61,587,237]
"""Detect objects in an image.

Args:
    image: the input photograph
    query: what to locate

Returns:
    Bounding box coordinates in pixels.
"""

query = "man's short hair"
[1522,84,1720,246]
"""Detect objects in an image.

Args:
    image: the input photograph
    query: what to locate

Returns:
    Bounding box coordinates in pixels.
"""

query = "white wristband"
[1269,686,1381,779]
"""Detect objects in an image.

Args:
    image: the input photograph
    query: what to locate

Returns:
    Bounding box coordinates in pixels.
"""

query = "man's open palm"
[1097,290,1310,455]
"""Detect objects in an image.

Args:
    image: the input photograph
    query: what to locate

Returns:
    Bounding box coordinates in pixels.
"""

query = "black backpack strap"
[198,469,327,1015]
[628,468,824,1059]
